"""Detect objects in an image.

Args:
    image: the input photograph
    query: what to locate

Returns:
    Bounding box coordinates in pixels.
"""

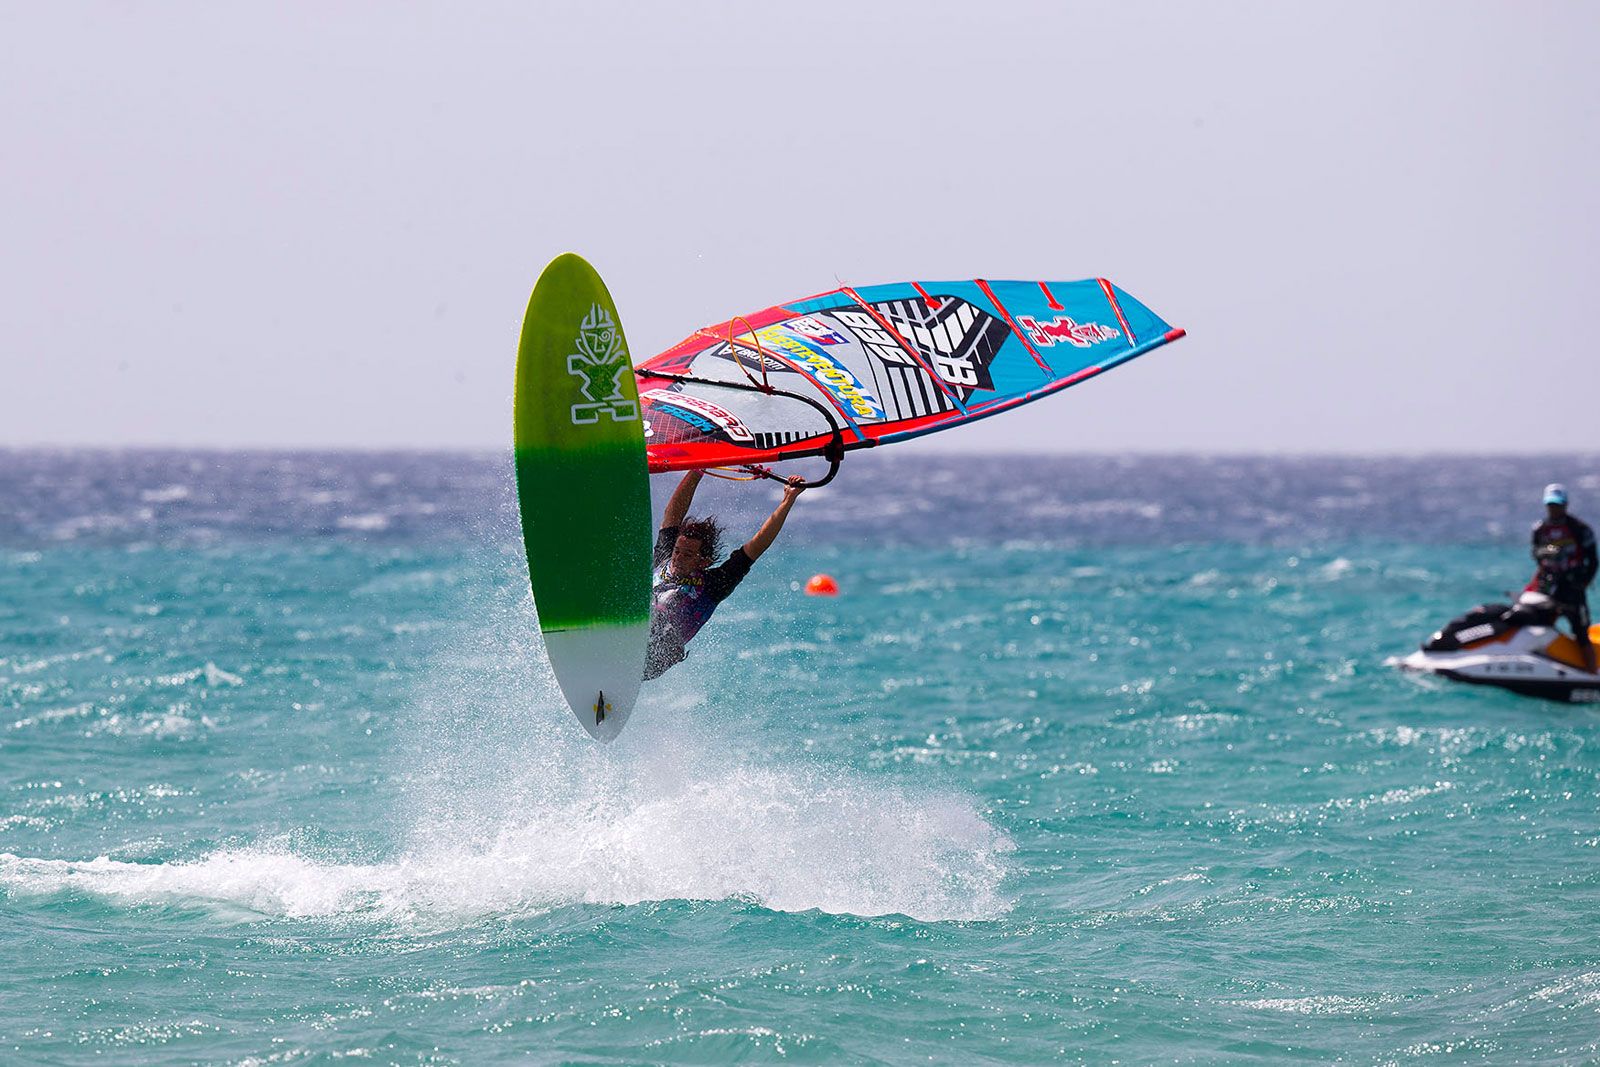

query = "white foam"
[1319,557,1356,579]
[203,662,244,687]
[0,850,381,920]
[86,710,215,738]
[419,756,1010,921]
[0,764,1011,924]
[336,513,390,532]
[155,662,244,688]
[0,579,1014,927]
[1237,994,1387,1015]
[8,702,97,732]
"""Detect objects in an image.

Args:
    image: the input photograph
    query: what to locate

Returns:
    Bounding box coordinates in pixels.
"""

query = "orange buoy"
[804,573,839,597]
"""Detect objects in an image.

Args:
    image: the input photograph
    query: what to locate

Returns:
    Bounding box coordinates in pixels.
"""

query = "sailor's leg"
[1574,599,1596,673]
[643,622,687,681]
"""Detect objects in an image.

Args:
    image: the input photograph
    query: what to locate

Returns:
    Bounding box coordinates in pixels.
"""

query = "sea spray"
[390,573,1015,922]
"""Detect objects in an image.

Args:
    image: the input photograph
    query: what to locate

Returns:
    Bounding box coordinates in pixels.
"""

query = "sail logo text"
[785,316,849,346]
[567,304,640,425]
[1016,315,1121,349]
[756,328,884,420]
[641,389,754,442]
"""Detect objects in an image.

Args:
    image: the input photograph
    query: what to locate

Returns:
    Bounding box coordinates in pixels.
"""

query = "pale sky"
[3,1,1596,453]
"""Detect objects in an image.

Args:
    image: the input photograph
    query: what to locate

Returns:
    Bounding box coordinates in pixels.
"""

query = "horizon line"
[2,444,1597,462]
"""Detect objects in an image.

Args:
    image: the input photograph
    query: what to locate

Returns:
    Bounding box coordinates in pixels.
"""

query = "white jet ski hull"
[1392,624,1600,703]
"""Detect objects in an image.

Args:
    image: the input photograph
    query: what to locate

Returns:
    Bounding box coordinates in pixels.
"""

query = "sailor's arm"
[661,470,704,530]
[741,478,805,562]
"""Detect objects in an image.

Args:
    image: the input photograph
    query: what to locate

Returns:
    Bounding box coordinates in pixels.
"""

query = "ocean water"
[2,450,1599,1065]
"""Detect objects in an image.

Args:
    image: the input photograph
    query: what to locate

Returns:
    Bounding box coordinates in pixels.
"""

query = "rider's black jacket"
[1531,513,1599,603]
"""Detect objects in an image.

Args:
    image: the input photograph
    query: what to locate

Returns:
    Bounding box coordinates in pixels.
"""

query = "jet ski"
[1392,590,1600,703]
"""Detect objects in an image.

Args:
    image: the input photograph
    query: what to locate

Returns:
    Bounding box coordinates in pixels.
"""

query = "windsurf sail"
[636,278,1184,479]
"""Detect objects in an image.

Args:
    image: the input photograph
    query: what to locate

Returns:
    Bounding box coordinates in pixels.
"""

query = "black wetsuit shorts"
[1556,595,1592,646]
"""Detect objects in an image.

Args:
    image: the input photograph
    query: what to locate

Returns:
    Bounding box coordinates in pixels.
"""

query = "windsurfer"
[644,470,805,679]
[1527,483,1598,672]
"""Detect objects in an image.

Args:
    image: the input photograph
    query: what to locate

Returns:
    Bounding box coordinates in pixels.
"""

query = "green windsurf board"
[513,253,652,741]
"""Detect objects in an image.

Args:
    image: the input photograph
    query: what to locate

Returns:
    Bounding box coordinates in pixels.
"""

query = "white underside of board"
[544,623,650,742]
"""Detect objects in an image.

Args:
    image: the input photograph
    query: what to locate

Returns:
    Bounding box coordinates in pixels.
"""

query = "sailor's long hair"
[677,516,724,563]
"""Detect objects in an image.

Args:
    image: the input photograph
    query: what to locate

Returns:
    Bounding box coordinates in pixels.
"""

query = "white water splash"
[0,581,1014,926]
[0,766,1011,924]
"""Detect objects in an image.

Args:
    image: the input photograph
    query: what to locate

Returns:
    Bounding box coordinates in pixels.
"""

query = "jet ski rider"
[1527,483,1598,672]
[644,470,806,680]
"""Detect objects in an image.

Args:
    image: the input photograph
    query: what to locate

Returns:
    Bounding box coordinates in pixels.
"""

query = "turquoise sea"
[2,451,1599,1065]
